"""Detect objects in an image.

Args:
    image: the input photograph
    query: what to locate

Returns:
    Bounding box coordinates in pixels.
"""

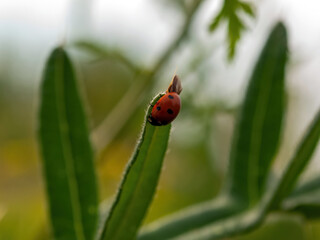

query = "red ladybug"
[148,75,182,126]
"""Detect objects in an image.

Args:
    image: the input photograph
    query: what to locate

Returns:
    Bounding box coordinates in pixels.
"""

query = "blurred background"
[1,0,320,239]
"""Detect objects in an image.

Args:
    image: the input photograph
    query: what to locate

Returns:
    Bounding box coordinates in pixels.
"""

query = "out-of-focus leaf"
[225,22,287,205]
[208,0,255,59]
[282,189,320,218]
[288,174,320,197]
[227,12,245,58]
[74,41,142,74]
[209,11,223,32]
[281,174,320,218]
[268,109,320,210]
[138,197,241,240]
[99,94,171,240]
[39,47,98,240]
[239,2,255,17]
[174,207,264,240]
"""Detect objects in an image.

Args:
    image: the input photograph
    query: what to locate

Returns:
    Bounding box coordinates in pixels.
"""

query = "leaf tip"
[272,22,288,40]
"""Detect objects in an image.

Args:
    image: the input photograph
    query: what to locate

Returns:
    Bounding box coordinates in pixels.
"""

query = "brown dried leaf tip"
[167,75,182,95]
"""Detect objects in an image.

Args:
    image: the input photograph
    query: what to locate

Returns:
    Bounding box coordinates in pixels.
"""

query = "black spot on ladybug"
[156,106,161,111]
[167,109,174,114]
[168,95,174,99]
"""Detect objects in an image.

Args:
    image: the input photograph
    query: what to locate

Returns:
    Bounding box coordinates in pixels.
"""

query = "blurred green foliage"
[1,0,320,240]
[209,0,255,59]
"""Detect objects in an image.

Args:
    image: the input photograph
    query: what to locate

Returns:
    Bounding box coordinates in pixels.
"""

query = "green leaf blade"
[208,0,256,59]
[138,197,241,240]
[269,109,320,209]
[226,22,288,205]
[289,175,320,198]
[239,2,255,17]
[174,207,263,240]
[39,47,98,240]
[100,94,171,240]
[227,12,245,59]
[283,188,320,218]
[208,11,224,32]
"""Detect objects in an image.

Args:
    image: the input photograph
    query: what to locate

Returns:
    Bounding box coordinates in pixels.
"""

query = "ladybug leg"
[148,115,162,126]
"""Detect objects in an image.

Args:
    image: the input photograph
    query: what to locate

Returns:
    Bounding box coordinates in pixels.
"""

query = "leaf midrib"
[55,52,85,240]
[247,49,280,205]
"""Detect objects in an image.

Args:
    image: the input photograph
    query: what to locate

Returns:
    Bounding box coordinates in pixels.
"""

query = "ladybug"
[148,75,182,126]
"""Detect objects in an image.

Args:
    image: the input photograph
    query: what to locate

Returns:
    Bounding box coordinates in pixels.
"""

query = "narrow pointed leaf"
[239,2,255,17]
[208,1,256,59]
[227,13,245,59]
[174,207,264,240]
[226,22,287,205]
[283,189,320,218]
[138,197,241,240]
[209,11,224,32]
[282,174,320,216]
[268,109,320,209]
[100,94,171,240]
[288,174,320,198]
[74,41,141,73]
[39,47,98,240]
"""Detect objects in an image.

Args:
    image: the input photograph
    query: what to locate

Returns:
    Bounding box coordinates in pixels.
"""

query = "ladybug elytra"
[148,75,182,126]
